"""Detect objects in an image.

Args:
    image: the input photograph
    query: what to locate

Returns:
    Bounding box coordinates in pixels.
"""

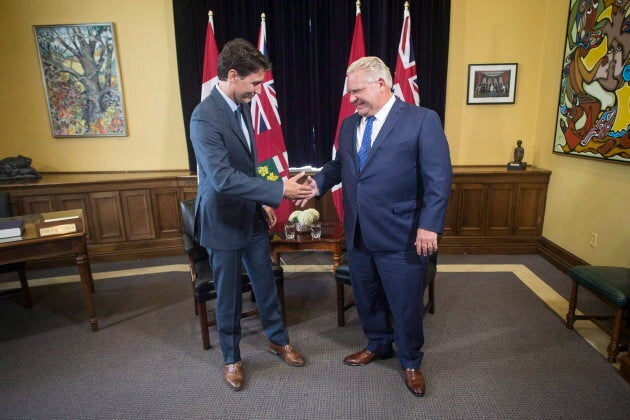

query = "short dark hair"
[217,38,271,80]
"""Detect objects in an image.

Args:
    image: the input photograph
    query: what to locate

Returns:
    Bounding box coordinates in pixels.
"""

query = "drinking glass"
[310,222,322,239]
[284,223,296,240]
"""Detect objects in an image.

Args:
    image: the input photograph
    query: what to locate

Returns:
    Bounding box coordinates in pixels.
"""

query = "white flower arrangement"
[288,209,320,231]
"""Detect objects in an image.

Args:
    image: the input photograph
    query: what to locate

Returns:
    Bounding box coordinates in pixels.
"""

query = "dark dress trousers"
[190,87,288,364]
[314,98,452,369]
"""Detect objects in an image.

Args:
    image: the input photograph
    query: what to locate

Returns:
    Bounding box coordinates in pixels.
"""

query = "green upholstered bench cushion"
[569,266,630,308]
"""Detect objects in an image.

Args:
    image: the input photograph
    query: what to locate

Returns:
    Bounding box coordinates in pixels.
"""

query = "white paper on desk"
[44,215,80,223]
[0,235,23,243]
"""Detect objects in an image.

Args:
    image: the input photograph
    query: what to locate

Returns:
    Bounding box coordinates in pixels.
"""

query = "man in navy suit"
[190,39,312,391]
[300,57,452,396]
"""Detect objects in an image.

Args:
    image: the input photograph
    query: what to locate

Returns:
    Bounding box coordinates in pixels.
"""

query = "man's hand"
[262,206,277,228]
[283,171,312,200]
[414,228,438,256]
[294,176,319,207]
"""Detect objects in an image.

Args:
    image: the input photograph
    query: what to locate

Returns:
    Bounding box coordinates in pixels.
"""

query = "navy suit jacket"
[315,98,452,252]
[190,87,283,251]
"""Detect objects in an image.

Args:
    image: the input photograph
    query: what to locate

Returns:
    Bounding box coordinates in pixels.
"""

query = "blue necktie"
[358,116,375,172]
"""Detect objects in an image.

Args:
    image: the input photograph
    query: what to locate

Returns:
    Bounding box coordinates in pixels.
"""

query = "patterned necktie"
[357,116,375,172]
[234,106,251,151]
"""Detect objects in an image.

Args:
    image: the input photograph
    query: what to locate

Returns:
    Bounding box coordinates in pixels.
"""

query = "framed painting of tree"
[34,23,127,137]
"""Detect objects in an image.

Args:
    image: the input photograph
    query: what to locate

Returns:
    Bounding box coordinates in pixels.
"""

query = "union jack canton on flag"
[251,13,293,223]
[393,4,420,106]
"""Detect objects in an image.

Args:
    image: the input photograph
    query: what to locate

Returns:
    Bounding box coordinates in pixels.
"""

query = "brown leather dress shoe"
[223,361,243,391]
[343,349,392,366]
[268,343,305,367]
[403,368,426,397]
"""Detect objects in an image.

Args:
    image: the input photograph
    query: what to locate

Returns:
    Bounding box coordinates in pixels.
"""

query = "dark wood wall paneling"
[1,167,572,267]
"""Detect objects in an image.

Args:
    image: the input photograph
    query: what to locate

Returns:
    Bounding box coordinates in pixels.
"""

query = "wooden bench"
[565,266,630,362]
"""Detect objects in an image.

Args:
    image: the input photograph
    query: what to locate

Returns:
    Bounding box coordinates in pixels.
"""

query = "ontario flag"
[331,2,366,222]
[393,3,419,106]
[251,13,293,223]
[201,10,219,101]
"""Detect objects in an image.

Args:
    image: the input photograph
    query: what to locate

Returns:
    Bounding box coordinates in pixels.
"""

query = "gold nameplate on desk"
[38,223,78,237]
[35,212,83,237]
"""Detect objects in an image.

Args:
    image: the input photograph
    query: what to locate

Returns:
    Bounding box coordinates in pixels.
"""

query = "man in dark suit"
[300,57,452,396]
[190,39,312,391]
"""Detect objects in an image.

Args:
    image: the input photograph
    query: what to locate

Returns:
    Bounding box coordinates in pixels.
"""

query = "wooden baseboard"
[439,236,540,255]
[537,237,588,274]
[26,235,585,273]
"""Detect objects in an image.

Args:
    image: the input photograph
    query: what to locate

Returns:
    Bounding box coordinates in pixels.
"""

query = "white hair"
[347,56,393,88]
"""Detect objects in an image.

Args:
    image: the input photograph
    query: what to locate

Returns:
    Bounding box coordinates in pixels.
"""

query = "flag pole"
[330,0,366,222]
[201,10,219,101]
[393,0,420,105]
[252,12,294,223]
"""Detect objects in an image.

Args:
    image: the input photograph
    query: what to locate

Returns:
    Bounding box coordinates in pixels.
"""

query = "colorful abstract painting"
[34,23,127,137]
[553,0,629,163]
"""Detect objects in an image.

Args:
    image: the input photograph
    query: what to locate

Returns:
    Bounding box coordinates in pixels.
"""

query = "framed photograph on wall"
[467,63,517,105]
[552,0,629,164]
[33,23,127,138]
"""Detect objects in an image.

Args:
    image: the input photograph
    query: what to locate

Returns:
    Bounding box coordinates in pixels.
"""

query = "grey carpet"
[0,254,629,419]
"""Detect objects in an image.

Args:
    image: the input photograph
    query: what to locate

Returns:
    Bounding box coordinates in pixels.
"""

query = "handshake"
[282,172,319,207]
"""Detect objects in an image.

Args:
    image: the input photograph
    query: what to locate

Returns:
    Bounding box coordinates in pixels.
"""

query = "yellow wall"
[1,0,628,266]
[446,0,629,267]
[0,0,189,172]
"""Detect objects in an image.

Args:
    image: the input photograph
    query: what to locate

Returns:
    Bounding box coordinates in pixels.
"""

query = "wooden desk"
[0,209,98,331]
[270,223,345,272]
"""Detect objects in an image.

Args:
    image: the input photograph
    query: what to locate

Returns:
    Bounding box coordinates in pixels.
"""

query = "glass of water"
[284,223,296,239]
[310,222,322,239]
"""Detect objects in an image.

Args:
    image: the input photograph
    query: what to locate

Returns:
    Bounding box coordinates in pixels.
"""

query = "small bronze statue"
[507,140,527,170]
[0,155,41,181]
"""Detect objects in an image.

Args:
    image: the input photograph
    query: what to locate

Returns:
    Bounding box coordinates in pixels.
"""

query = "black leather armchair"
[0,192,31,307]
[179,199,286,350]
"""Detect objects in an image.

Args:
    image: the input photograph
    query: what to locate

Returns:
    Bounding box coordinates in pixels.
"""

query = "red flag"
[331,2,366,222]
[201,11,219,101]
[393,3,419,105]
[251,13,294,224]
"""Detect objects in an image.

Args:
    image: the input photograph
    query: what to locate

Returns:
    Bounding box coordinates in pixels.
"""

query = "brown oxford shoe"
[403,368,426,397]
[343,349,393,366]
[223,361,243,391]
[268,343,305,367]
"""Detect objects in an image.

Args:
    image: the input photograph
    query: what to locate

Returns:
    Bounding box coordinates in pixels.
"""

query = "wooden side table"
[0,209,98,331]
[270,222,345,272]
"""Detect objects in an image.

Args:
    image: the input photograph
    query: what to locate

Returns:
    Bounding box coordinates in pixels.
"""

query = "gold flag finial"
[404,1,410,10]
[208,10,213,19]
[261,13,266,21]
[356,1,361,13]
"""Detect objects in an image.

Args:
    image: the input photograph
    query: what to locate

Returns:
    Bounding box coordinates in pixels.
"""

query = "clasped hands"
[282,172,318,207]
[260,173,315,230]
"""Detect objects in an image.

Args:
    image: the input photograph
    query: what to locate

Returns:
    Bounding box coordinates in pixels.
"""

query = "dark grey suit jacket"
[190,87,283,251]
